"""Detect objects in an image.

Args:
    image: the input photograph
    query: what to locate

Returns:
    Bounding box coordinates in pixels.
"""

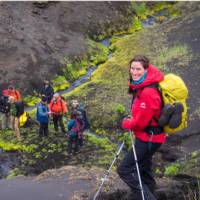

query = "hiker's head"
[77,111,82,116]
[129,55,149,82]
[8,85,15,91]
[41,96,47,104]
[71,99,79,108]
[8,96,15,104]
[53,93,59,100]
[44,80,50,86]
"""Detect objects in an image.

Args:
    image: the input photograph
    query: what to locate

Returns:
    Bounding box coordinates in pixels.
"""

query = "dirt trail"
[0,173,92,200]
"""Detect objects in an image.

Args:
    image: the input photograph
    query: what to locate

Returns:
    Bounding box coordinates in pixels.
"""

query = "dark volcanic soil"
[0,1,131,94]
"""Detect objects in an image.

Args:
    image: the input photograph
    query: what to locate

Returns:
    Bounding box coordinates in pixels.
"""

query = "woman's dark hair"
[128,55,150,94]
[129,55,150,69]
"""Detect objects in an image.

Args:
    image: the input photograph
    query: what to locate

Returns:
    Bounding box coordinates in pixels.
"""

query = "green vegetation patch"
[23,95,40,107]
[86,132,116,152]
[164,163,180,176]
[52,75,70,92]
[61,39,109,83]
[153,44,192,72]
[0,138,36,152]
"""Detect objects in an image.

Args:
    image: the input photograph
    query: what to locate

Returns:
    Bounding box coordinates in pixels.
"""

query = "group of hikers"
[0,80,90,155]
[0,85,24,140]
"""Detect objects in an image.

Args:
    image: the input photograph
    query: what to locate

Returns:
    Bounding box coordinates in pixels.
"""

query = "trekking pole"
[93,141,125,200]
[129,131,145,200]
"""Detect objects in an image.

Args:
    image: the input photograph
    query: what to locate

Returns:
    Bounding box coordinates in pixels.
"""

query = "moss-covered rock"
[52,75,70,92]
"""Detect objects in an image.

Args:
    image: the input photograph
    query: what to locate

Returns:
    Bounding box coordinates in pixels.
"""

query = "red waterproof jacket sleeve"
[129,88,161,131]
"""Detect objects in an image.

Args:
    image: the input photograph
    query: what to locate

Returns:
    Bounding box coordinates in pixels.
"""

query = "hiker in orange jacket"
[49,93,68,133]
[6,85,21,101]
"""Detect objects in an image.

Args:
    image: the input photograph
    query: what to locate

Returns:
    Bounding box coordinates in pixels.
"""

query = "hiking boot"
[143,184,157,200]
[158,104,174,127]
[131,186,156,200]
[130,189,144,200]
[169,102,184,128]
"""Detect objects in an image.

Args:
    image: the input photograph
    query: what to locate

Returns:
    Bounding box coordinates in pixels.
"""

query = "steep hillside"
[0,1,132,94]
[65,2,200,137]
[1,2,200,200]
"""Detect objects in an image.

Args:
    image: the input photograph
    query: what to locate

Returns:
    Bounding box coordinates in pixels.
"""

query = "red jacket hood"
[129,64,164,90]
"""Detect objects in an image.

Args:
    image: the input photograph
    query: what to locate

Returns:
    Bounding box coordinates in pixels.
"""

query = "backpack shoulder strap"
[141,83,163,131]
[143,83,160,91]
[143,83,163,104]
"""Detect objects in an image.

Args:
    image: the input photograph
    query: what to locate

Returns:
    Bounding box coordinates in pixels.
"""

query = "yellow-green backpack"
[19,112,28,127]
[159,73,188,134]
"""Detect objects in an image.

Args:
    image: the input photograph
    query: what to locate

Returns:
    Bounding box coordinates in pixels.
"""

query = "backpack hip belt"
[145,126,163,135]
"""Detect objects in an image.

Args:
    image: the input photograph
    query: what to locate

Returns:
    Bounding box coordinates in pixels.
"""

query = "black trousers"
[67,135,79,154]
[39,123,48,137]
[117,138,161,200]
[52,114,65,133]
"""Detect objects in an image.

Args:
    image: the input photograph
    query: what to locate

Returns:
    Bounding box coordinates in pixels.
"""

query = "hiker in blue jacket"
[36,96,49,137]
[67,111,80,155]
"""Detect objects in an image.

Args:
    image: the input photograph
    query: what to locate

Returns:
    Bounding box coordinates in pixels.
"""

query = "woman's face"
[130,61,146,81]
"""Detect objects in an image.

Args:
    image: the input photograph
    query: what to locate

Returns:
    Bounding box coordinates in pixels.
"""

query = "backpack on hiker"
[77,104,90,130]
[19,112,28,127]
[0,95,10,113]
[154,73,188,134]
[67,119,81,138]
[16,101,24,117]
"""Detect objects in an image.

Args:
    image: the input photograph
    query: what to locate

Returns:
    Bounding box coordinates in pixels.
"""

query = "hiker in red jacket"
[49,93,68,133]
[118,55,166,200]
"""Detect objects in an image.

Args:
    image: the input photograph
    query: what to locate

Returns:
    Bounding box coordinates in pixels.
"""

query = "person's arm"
[61,100,68,114]
[15,90,22,101]
[122,88,160,131]
[49,101,53,112]
[68,120,75,131]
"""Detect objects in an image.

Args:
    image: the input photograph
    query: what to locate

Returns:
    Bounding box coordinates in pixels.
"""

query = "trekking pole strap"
[93,141,125,200]
[129,131,145,200]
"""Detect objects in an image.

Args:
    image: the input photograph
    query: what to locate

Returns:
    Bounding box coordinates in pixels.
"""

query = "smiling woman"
[129,55,149,82]
[119,55,165,200]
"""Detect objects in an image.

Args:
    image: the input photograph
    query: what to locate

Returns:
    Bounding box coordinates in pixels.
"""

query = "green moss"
[95,129,107,136]
[52,75,70,92]
[87,39,109,66]
[192,151,198,159]
[113,104,126,115]
[118,132,132,150]
[6,168,23,180]
[96,154,115,167]
[27,108,36,119]
[164,163,180,176]
[0,139,36,152]
[0,139,21,151]
[130,2,149,20]
[154,44,192,72]
[23,95,40,107]
[129,16,142,33]
[86,132,116,152]
[61,39,109,83]
[155,167,162,175]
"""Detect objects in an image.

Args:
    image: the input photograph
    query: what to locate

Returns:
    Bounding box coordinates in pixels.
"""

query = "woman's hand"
[121,117,132,130]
